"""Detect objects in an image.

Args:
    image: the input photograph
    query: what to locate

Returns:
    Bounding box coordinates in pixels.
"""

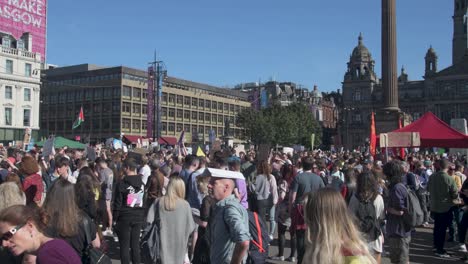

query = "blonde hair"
[196,175,210,195]
[304,188,376,264]
[0,182,26,211]
[163,176,185,211]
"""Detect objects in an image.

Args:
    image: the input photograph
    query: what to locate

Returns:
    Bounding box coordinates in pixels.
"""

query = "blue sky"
[47,0,453,92]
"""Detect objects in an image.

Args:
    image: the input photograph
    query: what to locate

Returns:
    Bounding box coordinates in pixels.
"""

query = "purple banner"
[0,0,48,61]
[146,66,154,139]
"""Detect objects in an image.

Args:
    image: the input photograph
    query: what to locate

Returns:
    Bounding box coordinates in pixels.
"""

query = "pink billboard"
[0,0,47,61]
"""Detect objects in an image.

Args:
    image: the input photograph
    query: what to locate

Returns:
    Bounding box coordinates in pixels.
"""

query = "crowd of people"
[0,144,467,264]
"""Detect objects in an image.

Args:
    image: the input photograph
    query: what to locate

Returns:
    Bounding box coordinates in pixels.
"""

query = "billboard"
[0,0,48,61]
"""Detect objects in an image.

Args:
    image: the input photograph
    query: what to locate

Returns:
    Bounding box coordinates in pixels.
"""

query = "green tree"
[236,102,321,147]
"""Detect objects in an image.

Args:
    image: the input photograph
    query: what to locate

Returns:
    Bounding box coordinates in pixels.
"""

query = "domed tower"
[344,33,377,81]
[311,85,323,105]
[425,46,438,78]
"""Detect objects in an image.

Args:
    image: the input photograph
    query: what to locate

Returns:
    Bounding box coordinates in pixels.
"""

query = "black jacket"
[113,174,146,222]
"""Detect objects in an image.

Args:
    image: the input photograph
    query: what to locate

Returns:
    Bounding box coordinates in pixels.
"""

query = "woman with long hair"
[192,175,215,264]
[147,176,195,264]
[254,160,276,223]
[75,172,99,220]
[42,178,99,259]
[0,182,26,211]
[0,205,81,263]
[304,188,376,264]
[348,172,385,264]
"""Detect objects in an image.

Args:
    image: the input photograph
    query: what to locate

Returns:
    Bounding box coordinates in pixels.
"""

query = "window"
[5,107,12,125]
[6,60,13,74]
[177,124,183,132]
[168,123,175,132]
[224,103,229,111]
[132,120,141,130]
[205,113,210,122]
[192,98,198,107]
[184,111,190,120]
[113,102,121,112]
[199,112,204,121]
[142,104,147,115]
[123,102,131,113]
[133,88,141,99]
[142,90,147,100]
[162,107,167,118]
[353,90,361,101]
[218,102,223,111]
[168,94,175,104]
[2,36,11,48]
[205,100,211,108]
[5,86,12,99]
[184,97,191,105]
[162,123,167,133]
[113,87,121,97]
[176,95,183,105]
[123,86,131,97]
[122,119,131,129]
[230,104,234,112]
[132,104,141,114]
[177,109,183,118]
[212,114,217,122]
[192,111,197,121]
[25,63,31,77]
[24,88,31,101]
[142,121,147,130]
[94,89,102,99]
[199,99,204,108]
[218,115,223,123]
[212,101,217,110]
[23,109,30,127]
[169,109,175,118]
[162,93,167,104]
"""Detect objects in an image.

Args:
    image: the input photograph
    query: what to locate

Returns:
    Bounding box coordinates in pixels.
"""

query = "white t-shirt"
[348,194,385,253]
[139,164,151,185]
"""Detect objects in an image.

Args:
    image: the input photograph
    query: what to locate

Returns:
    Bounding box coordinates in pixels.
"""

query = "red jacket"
[23,173,44,205]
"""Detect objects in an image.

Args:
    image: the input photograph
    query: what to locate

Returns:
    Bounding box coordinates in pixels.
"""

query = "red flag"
[398,117,405,159]
[370,112,376,156]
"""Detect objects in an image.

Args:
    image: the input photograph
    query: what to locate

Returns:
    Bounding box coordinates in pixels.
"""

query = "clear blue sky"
[47,0,453,92]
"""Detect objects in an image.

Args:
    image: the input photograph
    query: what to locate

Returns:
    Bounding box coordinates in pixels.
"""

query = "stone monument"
[375,0,407,134]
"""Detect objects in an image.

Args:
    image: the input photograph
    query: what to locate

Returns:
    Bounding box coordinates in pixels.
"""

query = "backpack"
[403,187,424,229]
[355,197,381,241]
[223,207,270,264]
[141,200,161,264]
[246,211,270,264]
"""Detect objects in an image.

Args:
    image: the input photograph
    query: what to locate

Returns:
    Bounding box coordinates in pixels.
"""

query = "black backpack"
[140,200,162,264]
[355,197,381,241]
[246,211,270,264]
[403,187,424,229]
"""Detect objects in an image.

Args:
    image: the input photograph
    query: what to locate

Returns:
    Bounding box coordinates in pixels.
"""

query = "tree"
[236,102,321,147]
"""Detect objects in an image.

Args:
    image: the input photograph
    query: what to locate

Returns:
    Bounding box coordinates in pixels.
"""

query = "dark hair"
[75,173,98,203]
[55,156,70,169]
[382,160,404,185]
[123,158,139,171]
[439,159,449,170]
[356,172,378,202]
[42,178,81,237]
[302,157,315,171]
[0,205,47,233]
[0,160,9,169]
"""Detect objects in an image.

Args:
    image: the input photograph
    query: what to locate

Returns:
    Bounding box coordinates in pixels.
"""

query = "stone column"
[381,0,399,111]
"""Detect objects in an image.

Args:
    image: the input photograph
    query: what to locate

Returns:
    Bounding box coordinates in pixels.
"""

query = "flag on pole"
[398,117,405,159]
[370,112,376,156]
[72,107,84,130]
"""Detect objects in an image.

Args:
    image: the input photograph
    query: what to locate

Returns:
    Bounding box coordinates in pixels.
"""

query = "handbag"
[82,216,112,264]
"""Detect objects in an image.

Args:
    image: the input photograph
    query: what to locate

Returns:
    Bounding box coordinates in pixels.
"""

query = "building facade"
[0,34,42,144]
[341,0,468,150]
[40,64,250,144]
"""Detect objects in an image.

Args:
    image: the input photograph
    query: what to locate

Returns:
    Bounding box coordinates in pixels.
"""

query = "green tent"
[35,136,86,149]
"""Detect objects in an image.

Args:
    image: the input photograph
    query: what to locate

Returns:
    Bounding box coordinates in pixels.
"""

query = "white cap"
[207,168,245,180]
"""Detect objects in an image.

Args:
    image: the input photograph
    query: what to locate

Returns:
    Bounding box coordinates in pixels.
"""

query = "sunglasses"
[1,223,25,241]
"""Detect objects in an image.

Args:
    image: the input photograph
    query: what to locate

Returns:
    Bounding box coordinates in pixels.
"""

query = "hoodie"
[113,174,146,222]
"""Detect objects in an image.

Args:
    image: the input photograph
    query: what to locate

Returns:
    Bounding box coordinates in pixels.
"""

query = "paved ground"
[107,226,466,264]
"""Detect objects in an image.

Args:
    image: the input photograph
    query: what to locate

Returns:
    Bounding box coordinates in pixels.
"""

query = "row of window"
[160,107,234,123]
[4,86,32,101]
[46,73,148,87]
[1,36,27,50]
[122,86,148,100]
[162,92,245,112]
[4,59,32,76]
[4,108,31,127]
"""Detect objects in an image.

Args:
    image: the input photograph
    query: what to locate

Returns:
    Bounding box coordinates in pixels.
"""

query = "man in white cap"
[207,168,250,264]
